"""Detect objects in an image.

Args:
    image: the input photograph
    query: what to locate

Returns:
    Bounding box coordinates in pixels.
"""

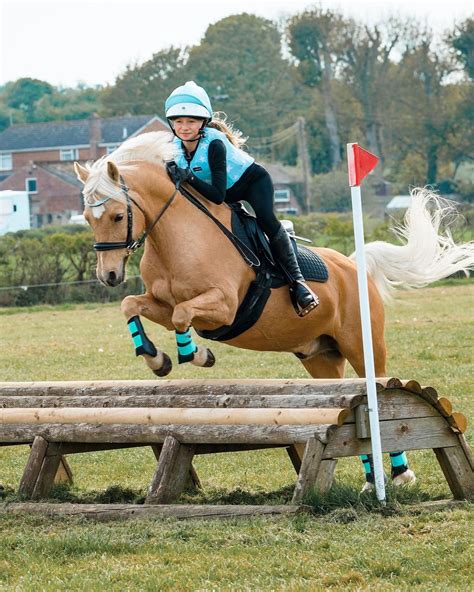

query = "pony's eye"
[114,213,124,223]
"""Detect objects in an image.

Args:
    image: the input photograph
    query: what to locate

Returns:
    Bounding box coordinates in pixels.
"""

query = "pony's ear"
[107,161,120,183]
[74,161,89,184]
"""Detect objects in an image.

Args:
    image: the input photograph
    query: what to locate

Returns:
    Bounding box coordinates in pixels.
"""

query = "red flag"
[347,143,379,186]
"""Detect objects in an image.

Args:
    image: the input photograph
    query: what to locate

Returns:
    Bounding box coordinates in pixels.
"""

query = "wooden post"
[18,436,48,498]
[288,442,336,496]
[32,453,62,500]
[146,435,196,504]
[151,444,201,492]
[292,437,326,504]
[434,445,474,500]
[314,459,338,494]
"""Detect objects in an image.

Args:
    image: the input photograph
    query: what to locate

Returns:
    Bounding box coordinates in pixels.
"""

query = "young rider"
[165,81,319,317]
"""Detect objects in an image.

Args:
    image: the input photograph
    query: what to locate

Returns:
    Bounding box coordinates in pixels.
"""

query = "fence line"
[0,275,141,292]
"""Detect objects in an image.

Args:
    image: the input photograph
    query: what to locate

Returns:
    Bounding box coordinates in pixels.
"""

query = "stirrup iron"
[289,281,319,317]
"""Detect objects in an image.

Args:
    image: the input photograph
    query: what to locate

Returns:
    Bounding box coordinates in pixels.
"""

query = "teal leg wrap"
[390,451,409,478]
[360,454,374,483]
[127,316,157,357]
[361,452,409,482]
[175,329,197,364]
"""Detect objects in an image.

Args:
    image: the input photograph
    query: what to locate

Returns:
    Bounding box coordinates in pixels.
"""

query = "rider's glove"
[166,162,194,185]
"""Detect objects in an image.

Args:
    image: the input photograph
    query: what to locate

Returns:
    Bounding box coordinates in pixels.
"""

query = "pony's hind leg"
[360,452,416,493]
[299,336,347,378]
[121,294,174,377]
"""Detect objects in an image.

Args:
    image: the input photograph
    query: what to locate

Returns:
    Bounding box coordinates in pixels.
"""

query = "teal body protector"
[173,127,254,189]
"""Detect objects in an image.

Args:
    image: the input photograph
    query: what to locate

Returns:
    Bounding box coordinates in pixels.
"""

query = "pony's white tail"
[352,188,474,301]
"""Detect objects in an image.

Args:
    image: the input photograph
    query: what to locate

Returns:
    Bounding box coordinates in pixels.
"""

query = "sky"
[0,0,472,88]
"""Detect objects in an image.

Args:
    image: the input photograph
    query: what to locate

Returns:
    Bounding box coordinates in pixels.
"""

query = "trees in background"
[0,12,472,207]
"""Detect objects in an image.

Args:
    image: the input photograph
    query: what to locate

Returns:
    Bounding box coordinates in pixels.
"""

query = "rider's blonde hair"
[207,112,247,149]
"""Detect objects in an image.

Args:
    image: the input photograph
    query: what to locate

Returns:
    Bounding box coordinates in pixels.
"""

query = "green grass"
[0,281,473,591]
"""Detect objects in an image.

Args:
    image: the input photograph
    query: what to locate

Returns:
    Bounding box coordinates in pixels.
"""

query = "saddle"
[195,203,328,342]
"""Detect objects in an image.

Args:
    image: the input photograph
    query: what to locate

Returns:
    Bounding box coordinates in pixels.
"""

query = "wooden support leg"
[146,435,196,504]
[18,436,48,498]
[434,444,474,500]
[287,444,305,473]
[150,444,201,492]
[292,437,326,504]
[287,444,336,494]
[314,459,337,495]
[18,436,64,500]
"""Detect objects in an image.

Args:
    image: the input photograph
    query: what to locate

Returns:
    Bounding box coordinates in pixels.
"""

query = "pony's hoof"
[190,346,216,368]
[392,469,416,487]
[202,348,215,367]
[360,481,374,494]
[152,353,172,377]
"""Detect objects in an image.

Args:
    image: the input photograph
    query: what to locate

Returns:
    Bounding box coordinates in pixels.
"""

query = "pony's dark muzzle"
[99,270,124,287]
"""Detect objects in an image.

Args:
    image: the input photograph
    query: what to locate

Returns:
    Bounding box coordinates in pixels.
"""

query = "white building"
[0,190,31,235]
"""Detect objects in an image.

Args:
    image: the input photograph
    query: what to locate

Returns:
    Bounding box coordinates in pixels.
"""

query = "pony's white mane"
[82,131,176,215]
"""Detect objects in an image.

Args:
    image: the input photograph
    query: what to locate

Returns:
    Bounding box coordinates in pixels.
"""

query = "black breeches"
[225,165,281,238]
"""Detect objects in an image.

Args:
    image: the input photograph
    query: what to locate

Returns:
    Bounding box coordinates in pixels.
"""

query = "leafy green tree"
[339,19,405,163]
[287,8,348,169]
[184,14,307,143]
[388,33,457,185]
[34,87,102,122]
[5,78,54,121]
[448,17,474,78]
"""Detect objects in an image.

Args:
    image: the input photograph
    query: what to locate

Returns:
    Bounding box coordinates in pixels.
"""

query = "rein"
[88,171,260,268]
[89,175,178,253]
[178,184,260,268]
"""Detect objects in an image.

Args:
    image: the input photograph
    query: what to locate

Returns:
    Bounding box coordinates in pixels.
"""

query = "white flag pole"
[348,149,386,503]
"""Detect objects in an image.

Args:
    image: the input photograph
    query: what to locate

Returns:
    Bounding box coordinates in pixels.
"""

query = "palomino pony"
[74,131,474,489]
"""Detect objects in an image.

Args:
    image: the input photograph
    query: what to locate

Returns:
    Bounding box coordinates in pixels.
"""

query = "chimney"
[88,113,101,159]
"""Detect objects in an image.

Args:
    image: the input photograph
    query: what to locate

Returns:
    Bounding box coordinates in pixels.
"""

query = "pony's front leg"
[121,294,174,377]
[172,288,235,368]
[175,329,215,368]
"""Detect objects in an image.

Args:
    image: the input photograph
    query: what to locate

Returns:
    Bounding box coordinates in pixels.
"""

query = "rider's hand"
[166,162,194,184]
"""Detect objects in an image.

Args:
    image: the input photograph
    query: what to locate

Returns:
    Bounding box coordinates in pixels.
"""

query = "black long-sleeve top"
[183,139,227,204]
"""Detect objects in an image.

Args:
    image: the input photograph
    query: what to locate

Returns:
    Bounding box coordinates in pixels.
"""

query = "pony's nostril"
[107,271,117,285]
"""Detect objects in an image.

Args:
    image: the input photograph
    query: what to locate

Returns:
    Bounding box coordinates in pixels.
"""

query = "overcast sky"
[1,0,472,88]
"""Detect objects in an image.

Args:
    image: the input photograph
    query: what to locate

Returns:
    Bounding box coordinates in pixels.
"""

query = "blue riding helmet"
[165,81,213,120]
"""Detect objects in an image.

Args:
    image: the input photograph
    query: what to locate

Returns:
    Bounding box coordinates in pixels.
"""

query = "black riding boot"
[269,226,319,317]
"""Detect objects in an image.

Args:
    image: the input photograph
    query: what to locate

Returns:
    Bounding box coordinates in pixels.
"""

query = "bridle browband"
[88,175,178,253]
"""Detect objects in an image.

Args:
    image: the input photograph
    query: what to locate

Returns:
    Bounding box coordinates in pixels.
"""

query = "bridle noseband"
[88,175,178,253]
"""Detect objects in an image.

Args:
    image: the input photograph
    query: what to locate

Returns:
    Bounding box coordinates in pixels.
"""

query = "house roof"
[263,162,302,185]
[0,115,168,151]
[39,163,83,189]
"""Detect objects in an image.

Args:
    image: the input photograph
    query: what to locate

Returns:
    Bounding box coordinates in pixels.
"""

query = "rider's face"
[172,117,204,142]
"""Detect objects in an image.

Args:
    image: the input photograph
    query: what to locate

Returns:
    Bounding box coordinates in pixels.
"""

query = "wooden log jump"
[0,378,472,513]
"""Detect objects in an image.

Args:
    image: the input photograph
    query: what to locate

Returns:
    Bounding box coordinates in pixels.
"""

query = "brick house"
[264,162,304,215]
[0,114,169,227]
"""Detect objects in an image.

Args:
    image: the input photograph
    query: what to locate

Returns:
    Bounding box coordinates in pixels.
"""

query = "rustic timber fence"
[0,378,472,520]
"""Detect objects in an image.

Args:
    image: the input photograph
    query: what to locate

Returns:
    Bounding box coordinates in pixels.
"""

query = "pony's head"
[74,131,176,286]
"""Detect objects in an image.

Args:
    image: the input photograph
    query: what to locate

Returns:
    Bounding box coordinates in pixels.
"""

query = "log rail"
[0,378,471,511]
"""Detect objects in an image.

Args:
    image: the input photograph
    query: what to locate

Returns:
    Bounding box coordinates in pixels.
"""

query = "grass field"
[0,281,473,591]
